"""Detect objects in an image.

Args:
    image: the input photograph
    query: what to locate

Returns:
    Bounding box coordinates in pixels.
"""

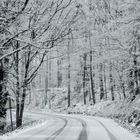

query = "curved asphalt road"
[3,112,140,140]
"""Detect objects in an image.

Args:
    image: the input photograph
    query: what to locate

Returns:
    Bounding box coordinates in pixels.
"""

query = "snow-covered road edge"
[64,101,140,138]
[0,113,49,140]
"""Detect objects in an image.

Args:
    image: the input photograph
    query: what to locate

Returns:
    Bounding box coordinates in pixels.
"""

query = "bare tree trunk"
[133,54,139,96]
[14,41,21,128]
[18,84,26,126]
[67,39,71,107]
[83,53,87,105]
[57,59,62,88]
[18,46,30,127]
[99,63,104,100]
[49,52,52,88]
[103,63,107,100]
[18,59,29,127]
[89,85,91,102]
[28,84,31,104]
[109,62,115,101]
[89,50,96,104]
[45,55,48,106]
[88,29,96,104]
[119,74,126,99]
[9,97,13,131]
[122,82,126,99]
[0,58,8,130]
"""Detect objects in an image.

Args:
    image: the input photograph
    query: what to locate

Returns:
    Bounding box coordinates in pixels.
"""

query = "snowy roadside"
[65,99,140,138]
[5,110,37,133]
[36,88,140,138]
[0,112,48,140]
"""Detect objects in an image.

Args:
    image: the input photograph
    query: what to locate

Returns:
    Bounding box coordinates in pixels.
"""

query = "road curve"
[2,112,140,140]
[46,117,68,140]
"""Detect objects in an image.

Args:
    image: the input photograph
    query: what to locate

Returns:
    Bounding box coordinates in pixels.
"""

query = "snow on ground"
[33,88,140,137]
[3,88,140,139]
[66,96,140,138]
[0,120,49,140]
[0,112,49,140]
[5,110,40,133]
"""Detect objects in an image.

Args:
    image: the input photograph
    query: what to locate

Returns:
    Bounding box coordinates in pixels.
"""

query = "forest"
[0,0,140,137]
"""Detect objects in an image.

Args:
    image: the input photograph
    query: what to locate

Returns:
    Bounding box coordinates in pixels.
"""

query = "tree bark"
[18,62,28,127]
[67,39,71,107]
[18,46,30,127]
[103,63,107,100]
[45,56,48,106]
[0,49,8,131]
[99,63,104,100]
[0,62,7,130]
[88,29,96,104]
[57,59,62,88]
[109,62,115,101]
[14,41,21,128]
[83,53,87,105]
[89,50,96,104]
[119,74,126,99]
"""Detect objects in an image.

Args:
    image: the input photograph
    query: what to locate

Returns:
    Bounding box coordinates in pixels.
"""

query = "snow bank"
[67,97,140,137]
[0,118,48,140]
[67,101,113,116]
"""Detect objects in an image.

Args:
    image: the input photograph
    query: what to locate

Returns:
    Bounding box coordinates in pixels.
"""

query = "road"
[3,112,140,140]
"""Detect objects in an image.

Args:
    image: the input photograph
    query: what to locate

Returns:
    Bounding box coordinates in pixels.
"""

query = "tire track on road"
[21,119,58,140]
[46,115,88,140]
[45,117,68,140]
[93,118,117,140]
[28,112,88,140]
[76,118,87,140]
[65,116,88,140]
[23,112,68,140]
